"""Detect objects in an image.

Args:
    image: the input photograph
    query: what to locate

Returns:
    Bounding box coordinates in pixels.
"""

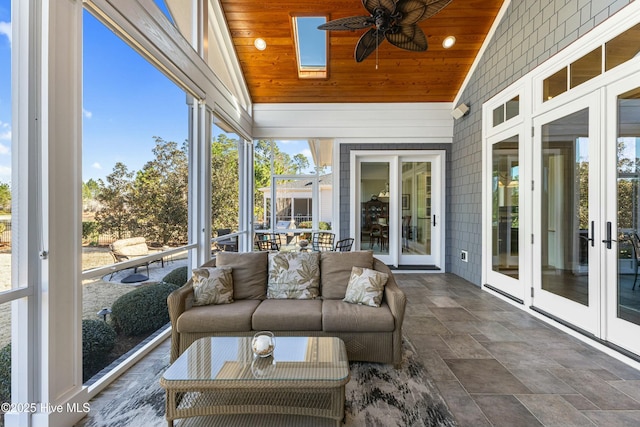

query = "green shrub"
[162,266,188,287]
[82,221,99,244]
[82,320,116,382]
[111,282,179,336]
[0,222,5,234]
[0,344,10,404]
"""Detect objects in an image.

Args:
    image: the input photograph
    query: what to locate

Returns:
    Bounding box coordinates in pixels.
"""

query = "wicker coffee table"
[160,336,350,427]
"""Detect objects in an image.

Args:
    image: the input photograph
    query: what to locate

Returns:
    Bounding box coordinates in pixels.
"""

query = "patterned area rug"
[75,338,457,427]
[345,339,457,427]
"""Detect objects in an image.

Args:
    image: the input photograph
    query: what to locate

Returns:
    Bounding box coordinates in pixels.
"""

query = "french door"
[532,92,601,334]
[530,79,640,355]
[605,75,640,355]
[352,151,445,269]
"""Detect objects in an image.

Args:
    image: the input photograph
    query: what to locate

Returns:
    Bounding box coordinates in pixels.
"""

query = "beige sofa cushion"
[322,299,395,332]
[320,251,374,299]
[216,252,268,300]
[177,299,261,333]
[252,299,323,331]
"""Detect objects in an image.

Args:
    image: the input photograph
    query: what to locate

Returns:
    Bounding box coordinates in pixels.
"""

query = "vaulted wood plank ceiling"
[219,0,505,103]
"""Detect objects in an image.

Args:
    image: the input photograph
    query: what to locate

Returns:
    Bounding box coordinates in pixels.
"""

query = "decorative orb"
[252,331,275,357]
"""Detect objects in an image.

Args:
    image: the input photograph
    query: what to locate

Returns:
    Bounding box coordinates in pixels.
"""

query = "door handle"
[433,215,436,227]
[602,221,616,249]
[588,221,594,247]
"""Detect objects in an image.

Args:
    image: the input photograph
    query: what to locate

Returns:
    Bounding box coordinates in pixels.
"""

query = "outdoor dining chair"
[312,232,335,252]
[254,233,281,251]
[334,238,354,252]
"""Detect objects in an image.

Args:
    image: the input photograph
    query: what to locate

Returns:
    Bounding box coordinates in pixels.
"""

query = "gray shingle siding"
[450,0,632,285]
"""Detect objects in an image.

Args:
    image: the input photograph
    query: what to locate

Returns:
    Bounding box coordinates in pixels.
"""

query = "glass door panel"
[492,136,520,279]
[541,108,590,306]
[359,162,390,257]
[401,161,430,256]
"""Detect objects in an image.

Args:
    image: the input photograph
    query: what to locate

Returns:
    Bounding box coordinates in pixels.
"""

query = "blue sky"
[0,0,10,183]
[82,9,188,182]
[0,1,318,185]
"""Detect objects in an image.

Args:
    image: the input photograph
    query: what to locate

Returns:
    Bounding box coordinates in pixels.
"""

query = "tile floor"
[80,272,640,426]
[399,273,640,426]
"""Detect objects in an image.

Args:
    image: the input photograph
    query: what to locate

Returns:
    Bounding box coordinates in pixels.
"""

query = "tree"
[130,137,189,245]
[292,153,310,174]
[0,182,10,212]
[95,162,135,239]
[211,134,240,233]
[93,138,189,245]
[82,178,103,213]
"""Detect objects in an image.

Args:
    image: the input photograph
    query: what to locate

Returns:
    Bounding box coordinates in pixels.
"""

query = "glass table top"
[163,336,349,383]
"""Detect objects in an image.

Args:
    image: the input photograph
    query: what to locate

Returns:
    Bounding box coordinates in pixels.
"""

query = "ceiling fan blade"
[386,24,428,51]
[362,0,397,15]
[395,0,453,25]
[355,28,385,62]
[318,15,374,31]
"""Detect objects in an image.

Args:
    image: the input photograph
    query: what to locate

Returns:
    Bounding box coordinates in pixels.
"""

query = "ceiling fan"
[317,0,453,63]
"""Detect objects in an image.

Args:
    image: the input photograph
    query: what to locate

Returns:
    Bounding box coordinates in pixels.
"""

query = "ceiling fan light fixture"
[317,0,454,63]
[442,36,456,49]
[254,38,267,51]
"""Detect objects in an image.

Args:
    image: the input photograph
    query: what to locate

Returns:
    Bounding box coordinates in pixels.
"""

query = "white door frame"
[532,91,602,335]
[350,150,446,269]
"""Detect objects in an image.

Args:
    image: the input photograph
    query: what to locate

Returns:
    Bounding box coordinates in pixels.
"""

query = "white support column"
[8,0,39,423]
[237,139,253,252]
[7,0,88,426]
[187,98,210,269]
[200,104,212,263]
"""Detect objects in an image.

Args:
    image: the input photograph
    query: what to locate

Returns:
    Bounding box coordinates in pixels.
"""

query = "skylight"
[292,16,327,79]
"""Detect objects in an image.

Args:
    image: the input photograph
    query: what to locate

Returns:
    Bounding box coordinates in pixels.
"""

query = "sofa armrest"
[374,258,407,367]
[374,259,406,327]
[167,281,194,362]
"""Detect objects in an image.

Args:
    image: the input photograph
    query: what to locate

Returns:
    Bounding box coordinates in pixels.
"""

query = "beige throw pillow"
[343,266,389,307]
[192,267,234,306]
[267,252,320,299]
[320,251,374,299]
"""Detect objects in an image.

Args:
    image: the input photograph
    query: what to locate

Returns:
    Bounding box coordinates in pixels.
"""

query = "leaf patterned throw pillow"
[192,267,234,306]
[267,252,320,299]
[343,266,389,307]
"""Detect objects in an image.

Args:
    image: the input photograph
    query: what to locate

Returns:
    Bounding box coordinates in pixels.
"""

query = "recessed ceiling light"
[254,38,267,51]
[442,36,456,49]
